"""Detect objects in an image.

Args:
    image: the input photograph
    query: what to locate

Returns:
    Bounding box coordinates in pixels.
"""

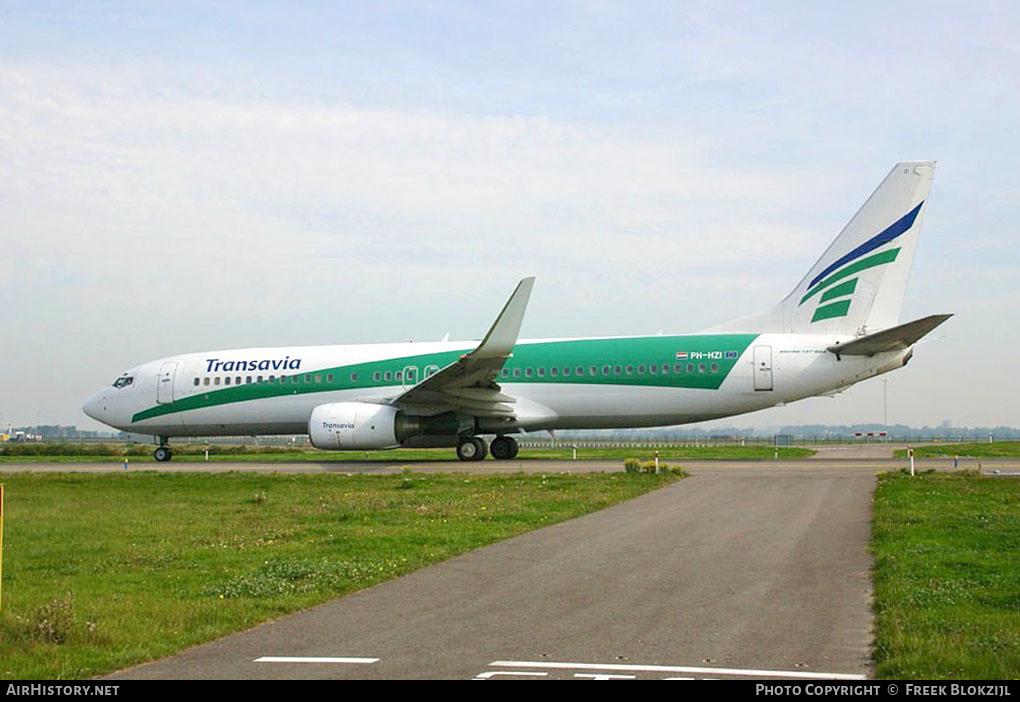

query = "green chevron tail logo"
[799,248,900,322]
[797,201,922,323]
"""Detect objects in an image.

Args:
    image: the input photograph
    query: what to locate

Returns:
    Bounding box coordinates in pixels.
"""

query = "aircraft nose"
[82,391,105,421]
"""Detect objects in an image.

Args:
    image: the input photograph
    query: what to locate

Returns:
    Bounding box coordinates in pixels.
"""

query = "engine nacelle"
[309,402,404,450]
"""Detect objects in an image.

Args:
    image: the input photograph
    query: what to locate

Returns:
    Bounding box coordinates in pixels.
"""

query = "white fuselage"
[82,332,908,440]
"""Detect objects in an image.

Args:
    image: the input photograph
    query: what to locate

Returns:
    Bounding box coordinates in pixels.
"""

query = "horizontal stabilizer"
[827,314,952,356]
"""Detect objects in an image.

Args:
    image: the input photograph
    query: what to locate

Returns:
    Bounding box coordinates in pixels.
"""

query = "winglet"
[470,277,535,359]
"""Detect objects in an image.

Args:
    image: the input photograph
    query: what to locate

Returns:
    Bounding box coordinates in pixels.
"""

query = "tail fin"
[711,162,935,335]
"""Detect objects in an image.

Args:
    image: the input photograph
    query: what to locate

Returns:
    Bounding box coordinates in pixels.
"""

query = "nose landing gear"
[154,437,173,462]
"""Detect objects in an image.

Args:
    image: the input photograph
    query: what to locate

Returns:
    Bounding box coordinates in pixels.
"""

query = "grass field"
[872,470,1020,679]
[0,470,679,679]
[893,441,1020,459]
[0,444,814,463]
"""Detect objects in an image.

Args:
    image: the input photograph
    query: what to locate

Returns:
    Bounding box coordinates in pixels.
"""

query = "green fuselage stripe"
[799,248,900,306]
[131,334,760,423]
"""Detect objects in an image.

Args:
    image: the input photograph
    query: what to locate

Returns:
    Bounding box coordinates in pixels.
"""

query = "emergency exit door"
[753,345,773,391]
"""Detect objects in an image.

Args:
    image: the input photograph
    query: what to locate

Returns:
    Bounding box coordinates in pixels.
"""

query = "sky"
[1,1,1018,431]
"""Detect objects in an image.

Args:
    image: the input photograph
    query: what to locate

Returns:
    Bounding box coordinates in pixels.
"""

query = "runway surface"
[1,455,1015,475]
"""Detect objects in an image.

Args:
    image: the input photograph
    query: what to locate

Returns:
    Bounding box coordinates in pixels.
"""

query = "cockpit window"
[112,376,134,389]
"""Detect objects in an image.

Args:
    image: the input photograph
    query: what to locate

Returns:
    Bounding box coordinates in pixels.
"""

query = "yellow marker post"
[0,484,4,612]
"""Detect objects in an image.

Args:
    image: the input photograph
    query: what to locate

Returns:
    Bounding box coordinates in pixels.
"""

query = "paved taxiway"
[1,455,1015,475]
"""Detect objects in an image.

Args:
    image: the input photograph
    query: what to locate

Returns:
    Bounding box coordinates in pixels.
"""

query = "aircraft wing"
[390,277,535,417]
[827,314,952,357]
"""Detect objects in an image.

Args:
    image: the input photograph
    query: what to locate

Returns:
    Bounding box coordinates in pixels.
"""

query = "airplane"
[83,162,950,462]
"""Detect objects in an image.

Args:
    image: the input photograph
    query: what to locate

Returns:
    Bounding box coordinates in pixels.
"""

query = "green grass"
[872,470,1020,679]
[893,441,1020,459]
[0,470,679,679]
[0,444,814,463]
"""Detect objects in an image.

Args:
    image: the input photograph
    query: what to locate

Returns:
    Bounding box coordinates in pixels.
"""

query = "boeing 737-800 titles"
[83,163,950,461]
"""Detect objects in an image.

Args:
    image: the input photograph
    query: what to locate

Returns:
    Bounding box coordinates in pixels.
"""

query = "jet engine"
[308,402,407,450]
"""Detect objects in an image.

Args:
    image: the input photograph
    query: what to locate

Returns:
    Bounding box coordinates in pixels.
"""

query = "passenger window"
[395,370,403,381]
[214,377,221,386]
[674,364,683,374]
[225,377,231,386]
[384,371,392,381]
[246,376,252,384]
[304,374,312,383]
[710,363,719,373]
[698,364,706,373]
[257,375,264,383]
[602,365,610,376]
[614,365,622,375]
[537,368,545,377]
[193,378,199,386]
[373,371,381,381]
[513,368,521,378]
[549,367,557,377]
[315,374,322,383]
[235,376,241,385]
[661,364,669,374]
[525,368,533,377]
[649,365,657,374]
[638,365,646,374]
[687,364,694,373]
[501,369,509,378]
[625,365,634,375]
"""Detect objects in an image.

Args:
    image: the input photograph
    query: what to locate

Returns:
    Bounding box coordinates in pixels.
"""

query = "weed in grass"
[30,592,75,644]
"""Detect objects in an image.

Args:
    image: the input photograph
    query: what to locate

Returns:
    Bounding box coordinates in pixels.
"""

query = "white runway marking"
[490,660,867,680]
[255,656,379,664]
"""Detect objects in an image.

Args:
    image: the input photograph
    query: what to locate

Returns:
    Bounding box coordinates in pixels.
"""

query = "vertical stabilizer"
[709,162,935,335]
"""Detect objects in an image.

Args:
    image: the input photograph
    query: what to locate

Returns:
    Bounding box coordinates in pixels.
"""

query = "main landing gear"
[456,435,519,461]
[154,436,173,462]
[489,435,519,460]
[456,436,488,461]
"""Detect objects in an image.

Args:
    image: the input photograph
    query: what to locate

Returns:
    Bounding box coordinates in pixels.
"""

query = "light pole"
[882,378,888,431]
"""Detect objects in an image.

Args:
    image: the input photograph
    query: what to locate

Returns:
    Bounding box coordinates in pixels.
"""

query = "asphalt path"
[100,461,892,680]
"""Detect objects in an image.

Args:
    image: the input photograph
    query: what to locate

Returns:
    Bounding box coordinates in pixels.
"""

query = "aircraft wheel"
[472,437,488,461]
[490,435,519,460]
[456,437,487,461]
[154,446,173,462]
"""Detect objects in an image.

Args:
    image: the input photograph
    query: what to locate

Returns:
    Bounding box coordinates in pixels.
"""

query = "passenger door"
[157,362,178,404]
